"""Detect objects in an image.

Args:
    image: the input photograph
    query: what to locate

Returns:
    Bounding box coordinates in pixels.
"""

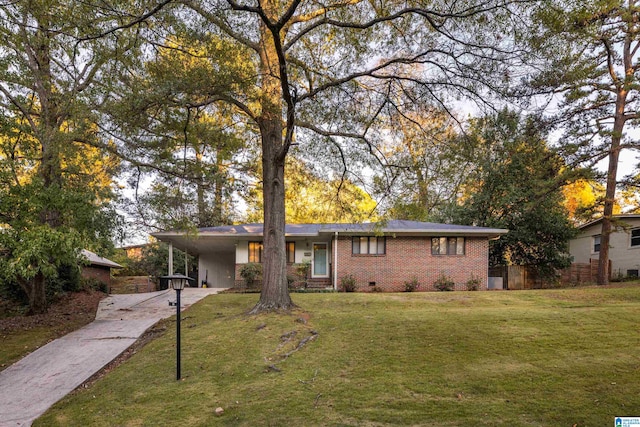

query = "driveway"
[0,287,225,427]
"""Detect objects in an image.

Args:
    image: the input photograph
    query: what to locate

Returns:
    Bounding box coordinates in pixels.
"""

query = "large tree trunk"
[250,16,295,313]
[250,119,294,313]
[18,274,48,315]
[597,92,625,285]
[213,144,225,225]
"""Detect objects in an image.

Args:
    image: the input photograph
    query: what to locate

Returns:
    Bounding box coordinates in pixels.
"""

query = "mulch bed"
[0,290,106,336]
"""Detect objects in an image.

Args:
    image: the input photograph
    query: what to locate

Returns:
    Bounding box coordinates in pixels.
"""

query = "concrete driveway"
[0,287,225,427]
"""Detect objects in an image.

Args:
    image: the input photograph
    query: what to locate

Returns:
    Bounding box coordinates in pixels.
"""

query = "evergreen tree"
[451,110,576,276]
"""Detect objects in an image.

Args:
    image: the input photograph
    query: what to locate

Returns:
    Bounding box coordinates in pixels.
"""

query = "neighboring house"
[81,249,122,286]
[569,214,640,278]
[120,243,149,261]
[152,220,507,292]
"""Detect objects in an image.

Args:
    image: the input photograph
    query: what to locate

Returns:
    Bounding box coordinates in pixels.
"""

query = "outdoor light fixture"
[162,274,191,380]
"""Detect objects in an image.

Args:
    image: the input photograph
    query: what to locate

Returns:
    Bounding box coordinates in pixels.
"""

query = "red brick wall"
[233,263,319,289]
[333,236,489,292]
[81,266,112,286]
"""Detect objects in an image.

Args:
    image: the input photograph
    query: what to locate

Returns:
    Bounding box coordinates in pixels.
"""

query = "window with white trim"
[593,235,601,253]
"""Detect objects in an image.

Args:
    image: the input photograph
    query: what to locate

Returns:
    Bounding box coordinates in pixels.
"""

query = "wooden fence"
[489,259,611,290]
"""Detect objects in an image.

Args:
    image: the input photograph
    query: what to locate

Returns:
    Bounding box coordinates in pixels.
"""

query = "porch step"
[305,279,331,289]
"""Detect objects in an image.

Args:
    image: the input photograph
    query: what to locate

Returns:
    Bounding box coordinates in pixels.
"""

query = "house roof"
[152,220,508,254]
[81,249,122,269]
[577,214,640,231]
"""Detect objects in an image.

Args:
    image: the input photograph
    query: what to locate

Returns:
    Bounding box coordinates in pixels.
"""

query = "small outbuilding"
[80,249,122,287]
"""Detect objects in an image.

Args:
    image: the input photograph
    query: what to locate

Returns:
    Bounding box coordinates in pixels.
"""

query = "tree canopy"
[526,0,640,283]
[449,110,576,275]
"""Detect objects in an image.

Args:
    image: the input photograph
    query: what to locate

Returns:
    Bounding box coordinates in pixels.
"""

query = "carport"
[152,230,238,288]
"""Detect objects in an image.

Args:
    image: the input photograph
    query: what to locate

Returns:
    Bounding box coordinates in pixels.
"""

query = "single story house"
[569,214,640,278]
[152,220,507,292]
[81,249,122,286]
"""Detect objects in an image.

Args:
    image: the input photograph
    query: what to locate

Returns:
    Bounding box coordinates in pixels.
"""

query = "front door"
[312,242,329,278]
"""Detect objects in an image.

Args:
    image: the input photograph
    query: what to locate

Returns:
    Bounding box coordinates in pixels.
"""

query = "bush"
[434,273,455,291]
[80,277,108,293]
[340,274,357,292]
[466,275,482,291]
[239,263,262,287]
[404,277,420,292]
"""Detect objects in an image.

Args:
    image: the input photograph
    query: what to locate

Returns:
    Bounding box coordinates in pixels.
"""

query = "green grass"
[37,287,640,426]
[1,327,62,370]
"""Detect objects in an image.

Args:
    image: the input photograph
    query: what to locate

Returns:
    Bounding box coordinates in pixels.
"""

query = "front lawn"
[37,286,640,426]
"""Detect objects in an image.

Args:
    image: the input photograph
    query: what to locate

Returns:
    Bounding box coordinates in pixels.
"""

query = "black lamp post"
[162,274,190,380]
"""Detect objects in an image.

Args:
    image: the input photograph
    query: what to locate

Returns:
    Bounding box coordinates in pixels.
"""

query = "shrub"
[434,273,455,291]
[295,260,311,279]
[466,275,482,291]
[287,275,304,290]
[404,277,420,292]
[340,274,357,292]
[239,263,262,288]
[371,286,383,292]
[80,277,108,293]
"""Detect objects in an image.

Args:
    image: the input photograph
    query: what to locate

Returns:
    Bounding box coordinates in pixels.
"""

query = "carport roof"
[151,220,508,254]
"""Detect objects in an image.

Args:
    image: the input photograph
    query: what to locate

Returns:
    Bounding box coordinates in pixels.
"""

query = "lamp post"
[162,274,190,380]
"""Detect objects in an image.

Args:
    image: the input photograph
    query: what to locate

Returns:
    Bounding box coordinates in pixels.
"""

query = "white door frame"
[312,242,329,278]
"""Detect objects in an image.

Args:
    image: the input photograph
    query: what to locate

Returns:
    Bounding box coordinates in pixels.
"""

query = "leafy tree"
[527,0,640,284]
[0,0,152,312]
[450,110,576,276]
[134,242,195,280]
[104,35,253,232]
[158,0,522,312]
[373,105,465,221]
[246,157,378,223]
[562,179,627,224]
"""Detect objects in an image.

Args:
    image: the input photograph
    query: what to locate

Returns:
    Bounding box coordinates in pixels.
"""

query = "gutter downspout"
[334,232,338,291]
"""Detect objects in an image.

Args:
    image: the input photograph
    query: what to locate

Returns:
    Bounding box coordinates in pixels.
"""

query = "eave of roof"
[577,214,640,231]
[152,220,508,239]
[81,249,122,269]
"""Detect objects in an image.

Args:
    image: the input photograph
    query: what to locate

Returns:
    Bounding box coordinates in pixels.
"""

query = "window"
[352,236,386,255]
[248,241,263,263]
[286,242,295,263]
[249,241,295,263]
[593,235,601,253]
[431,237,465,255]
[631,229,640,247]
[627,269,639,278]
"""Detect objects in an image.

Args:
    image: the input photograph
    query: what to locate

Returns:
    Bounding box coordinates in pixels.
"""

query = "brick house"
[153,220,507,291]
[80,249,122,287]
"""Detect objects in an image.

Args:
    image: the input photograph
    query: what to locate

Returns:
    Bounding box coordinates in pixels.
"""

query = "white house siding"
[570,217,640,275]
[235,238,326,265]
[199,251,235,288]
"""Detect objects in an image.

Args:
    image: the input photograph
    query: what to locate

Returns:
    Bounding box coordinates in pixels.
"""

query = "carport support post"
[168,242,174,276]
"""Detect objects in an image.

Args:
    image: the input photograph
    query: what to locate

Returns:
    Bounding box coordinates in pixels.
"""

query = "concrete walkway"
[0,288,225,427]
